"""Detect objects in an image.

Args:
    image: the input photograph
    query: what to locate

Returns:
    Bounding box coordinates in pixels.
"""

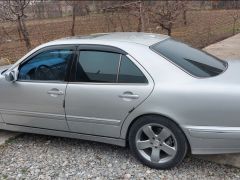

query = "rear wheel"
[129,115,188,169]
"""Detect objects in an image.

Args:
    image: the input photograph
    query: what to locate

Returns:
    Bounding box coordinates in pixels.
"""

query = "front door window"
[18,49,74,81]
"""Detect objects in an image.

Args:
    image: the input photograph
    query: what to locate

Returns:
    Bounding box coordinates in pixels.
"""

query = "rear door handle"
[47,89,64,96]
[119,92,139,99]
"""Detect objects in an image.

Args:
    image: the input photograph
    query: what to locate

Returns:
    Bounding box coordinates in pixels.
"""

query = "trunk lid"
[213,60,240,84]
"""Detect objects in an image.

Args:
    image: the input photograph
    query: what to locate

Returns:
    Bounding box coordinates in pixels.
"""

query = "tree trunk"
[183,10,187,25]
[71,6,76,36]
[162,24,172,36]
[126,12,132,31]
[105,14,110,32]
[17,25,22,41]
[117,13,124,32]
[167,28,172,36]
[57,3,63,17]
[139,1,145,32]
[159,23,172,36]
[108,14,116,32]
[17,16,31,50]
[233,19,236,35]
[137,1,145,32]
[137,16,142,32]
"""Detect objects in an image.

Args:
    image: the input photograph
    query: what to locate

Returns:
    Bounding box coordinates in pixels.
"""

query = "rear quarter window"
[118,55,148,83]
[150,39,227,78]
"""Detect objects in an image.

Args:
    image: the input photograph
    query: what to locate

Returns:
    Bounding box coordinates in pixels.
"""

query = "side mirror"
[5,71,16,82]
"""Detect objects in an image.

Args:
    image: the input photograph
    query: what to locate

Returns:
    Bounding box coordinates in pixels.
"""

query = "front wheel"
[129,115,188,169]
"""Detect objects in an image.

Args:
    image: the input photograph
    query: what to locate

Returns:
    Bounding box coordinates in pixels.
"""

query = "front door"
[0,46,75,131]
[65,47,154,137]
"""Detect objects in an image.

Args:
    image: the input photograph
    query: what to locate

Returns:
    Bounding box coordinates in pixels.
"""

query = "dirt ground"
[0,9,240,65]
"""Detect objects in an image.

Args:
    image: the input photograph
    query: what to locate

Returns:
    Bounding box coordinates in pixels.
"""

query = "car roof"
[53,32,169,47]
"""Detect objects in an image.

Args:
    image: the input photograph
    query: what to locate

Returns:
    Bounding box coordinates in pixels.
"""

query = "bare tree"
[65,1,77,36]
[65,1,88,36]
[150,1,186,36]
[101,1,148,32]
[122,1,146,32]
[0,0,32,50]
[101,1,126,32]
[137,0,145,32]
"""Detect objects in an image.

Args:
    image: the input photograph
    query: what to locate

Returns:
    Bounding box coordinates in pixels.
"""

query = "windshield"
[150,38,227,78]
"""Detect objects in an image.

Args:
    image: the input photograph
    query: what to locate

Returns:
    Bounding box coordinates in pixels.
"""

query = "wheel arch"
[123,113,192,153]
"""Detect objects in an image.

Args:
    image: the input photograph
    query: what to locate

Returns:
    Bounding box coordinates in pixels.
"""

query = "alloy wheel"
[135,123,177,163]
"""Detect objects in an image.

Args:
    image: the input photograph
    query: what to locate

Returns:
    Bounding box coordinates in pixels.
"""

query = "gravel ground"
[0,134,240,180]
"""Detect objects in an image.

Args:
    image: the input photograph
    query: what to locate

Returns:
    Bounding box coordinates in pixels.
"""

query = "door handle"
[47,89,64,96]
[119,92,139,99]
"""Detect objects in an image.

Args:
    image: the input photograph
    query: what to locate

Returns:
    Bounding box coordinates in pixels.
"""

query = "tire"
[128,115,188,169]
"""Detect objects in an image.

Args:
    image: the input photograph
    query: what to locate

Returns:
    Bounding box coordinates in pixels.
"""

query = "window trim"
[17,45,77,83]
[70,45,149,85]
[116,54,122,82]
[77,44,127,55]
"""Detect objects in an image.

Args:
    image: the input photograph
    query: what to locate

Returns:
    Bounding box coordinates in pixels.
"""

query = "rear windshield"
[150,39,227,78]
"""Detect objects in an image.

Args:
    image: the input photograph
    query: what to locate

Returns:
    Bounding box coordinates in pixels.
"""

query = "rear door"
[65,45,154,137]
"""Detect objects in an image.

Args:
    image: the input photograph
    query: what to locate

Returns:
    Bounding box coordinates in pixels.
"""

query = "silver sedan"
[0,32,238,169]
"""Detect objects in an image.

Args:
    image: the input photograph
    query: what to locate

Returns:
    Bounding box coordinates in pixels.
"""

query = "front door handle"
[47,88,64,96]
[119,92,139,99]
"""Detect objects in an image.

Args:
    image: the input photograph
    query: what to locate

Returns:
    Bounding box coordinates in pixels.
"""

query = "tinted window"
[18,49,73,81]
[151,39,227,77]
[118,55,147,83]
[76,51,120,83]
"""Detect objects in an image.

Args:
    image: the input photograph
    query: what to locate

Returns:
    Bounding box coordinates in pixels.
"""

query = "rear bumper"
[184,126,240,154]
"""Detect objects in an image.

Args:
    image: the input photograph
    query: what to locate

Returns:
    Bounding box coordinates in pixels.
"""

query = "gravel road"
[0,134,240,179]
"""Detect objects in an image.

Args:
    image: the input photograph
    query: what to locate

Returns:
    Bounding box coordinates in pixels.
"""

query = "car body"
[0,32,239,169]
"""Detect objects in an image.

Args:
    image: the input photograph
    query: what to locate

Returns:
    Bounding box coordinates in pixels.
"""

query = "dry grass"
[0,9,239,64]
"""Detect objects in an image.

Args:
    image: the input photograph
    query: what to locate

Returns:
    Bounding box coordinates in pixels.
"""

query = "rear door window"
[76,51,120,83]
